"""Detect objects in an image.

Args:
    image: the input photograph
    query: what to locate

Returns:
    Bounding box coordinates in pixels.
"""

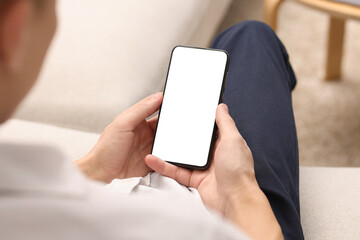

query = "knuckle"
[113,116,127,128]
[228,133,243,143]
[174,167,182,180]
[244,146,253,158]
[224,133,252,151]
[222,134,242,148]
[242,143,253,159]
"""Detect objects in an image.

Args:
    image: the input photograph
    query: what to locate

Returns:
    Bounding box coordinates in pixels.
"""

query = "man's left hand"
[75,92,163,183]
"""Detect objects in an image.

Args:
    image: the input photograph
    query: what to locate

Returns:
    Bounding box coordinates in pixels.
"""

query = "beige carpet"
[217,0,360,167]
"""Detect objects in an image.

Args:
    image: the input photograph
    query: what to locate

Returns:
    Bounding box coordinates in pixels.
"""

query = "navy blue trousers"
[211,21,304,240]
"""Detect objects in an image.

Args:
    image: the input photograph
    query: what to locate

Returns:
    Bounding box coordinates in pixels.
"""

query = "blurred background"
[2,0,360,168]
[218,0,360,167]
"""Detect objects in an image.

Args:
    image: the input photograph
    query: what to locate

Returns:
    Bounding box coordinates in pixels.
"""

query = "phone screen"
[152,46,228,169]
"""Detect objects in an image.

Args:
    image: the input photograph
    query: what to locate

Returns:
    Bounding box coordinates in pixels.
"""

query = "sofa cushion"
[300,167,360,240]
[14,0,231,133]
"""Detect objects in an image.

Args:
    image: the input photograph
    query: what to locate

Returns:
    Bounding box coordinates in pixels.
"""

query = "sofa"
[0,0,359,239]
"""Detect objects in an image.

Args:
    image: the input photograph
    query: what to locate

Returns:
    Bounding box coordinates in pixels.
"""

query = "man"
[0,0,303,239]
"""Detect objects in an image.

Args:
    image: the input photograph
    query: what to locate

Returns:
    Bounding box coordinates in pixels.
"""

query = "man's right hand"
[145,103,283,240]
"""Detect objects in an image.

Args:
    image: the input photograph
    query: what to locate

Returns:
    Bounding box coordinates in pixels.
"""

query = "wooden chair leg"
[264,0,285,31]
[325,16,345,81]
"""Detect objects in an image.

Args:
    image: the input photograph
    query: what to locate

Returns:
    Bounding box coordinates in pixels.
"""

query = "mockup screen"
[152,46,228,167]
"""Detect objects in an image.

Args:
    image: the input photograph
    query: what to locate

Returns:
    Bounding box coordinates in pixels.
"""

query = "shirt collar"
[0,143,88,199]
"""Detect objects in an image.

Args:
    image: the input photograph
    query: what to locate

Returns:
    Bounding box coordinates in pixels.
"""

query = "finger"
[118,93,163,130]
[147,115,159,132]
[216,104,239,137]
[145,154,192,187]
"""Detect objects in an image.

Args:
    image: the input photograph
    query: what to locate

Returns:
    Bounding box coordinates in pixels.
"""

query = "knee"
[234,20,273,32]
[228,20,276,42]
[212,20,277,48]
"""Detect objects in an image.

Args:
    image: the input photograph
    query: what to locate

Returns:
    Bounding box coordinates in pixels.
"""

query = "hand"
[145,103,258,213]
[75,92,163,183]
[145,104,283,240]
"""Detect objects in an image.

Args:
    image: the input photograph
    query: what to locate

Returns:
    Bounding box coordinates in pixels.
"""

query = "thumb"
[216,104,239,137]
[117,92,163,129]
[145,154,193,187]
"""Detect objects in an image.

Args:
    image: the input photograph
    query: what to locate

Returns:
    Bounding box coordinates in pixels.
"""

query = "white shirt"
[0,143,248,240]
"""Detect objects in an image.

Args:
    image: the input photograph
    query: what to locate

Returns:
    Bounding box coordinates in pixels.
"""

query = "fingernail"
[221,104,228,112]
[151,92,162,100]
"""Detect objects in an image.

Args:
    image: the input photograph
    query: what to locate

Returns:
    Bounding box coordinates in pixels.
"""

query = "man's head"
[0,0,56,123]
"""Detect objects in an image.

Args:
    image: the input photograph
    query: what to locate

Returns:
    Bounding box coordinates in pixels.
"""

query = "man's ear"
[0,1,33,73]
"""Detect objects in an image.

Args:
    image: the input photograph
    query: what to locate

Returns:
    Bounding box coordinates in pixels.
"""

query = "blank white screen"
[152,46,228,167]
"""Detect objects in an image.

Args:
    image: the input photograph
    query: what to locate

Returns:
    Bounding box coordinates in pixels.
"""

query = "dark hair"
[0,0,45,11]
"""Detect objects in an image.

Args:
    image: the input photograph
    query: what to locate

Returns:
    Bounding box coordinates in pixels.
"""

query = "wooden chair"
[264,0,360,81]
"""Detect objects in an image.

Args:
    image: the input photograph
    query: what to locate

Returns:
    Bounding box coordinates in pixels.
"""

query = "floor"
[217,0,360,167]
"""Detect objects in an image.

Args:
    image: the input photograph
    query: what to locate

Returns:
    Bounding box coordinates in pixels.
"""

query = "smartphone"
[151,46,229,170]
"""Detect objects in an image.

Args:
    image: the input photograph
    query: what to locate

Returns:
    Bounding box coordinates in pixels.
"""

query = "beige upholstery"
[14,0,231,133]
[300,167,360,240]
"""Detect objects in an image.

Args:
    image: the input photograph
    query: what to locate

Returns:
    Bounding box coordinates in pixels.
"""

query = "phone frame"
[151,45,229,170]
